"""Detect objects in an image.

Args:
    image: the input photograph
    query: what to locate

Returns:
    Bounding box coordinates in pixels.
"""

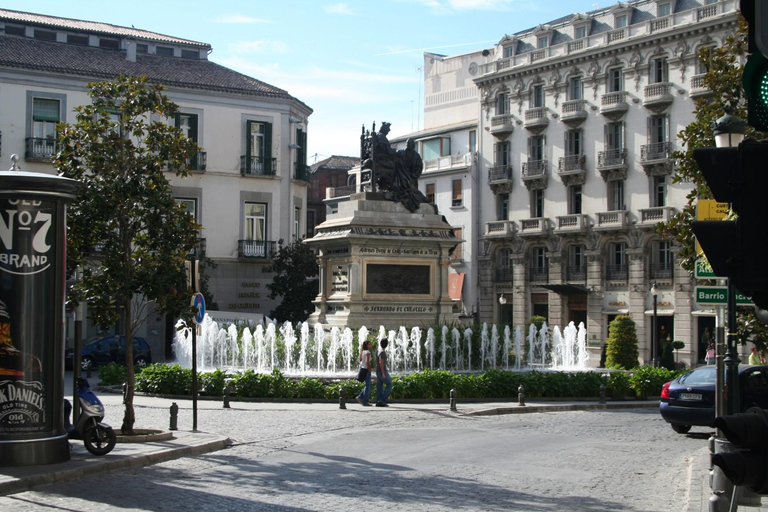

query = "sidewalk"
[685,446,767,512]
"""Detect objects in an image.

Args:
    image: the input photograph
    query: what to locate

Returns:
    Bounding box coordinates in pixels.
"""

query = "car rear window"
[679,368,716,386]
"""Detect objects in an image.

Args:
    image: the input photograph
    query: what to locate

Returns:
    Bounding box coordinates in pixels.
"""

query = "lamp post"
[713,110,746,417]
[651,283,658,367]
[498,294,506,324]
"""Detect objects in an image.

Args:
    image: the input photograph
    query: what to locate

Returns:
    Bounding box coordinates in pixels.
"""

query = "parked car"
[659,365,768,433]
[65,335,152,371]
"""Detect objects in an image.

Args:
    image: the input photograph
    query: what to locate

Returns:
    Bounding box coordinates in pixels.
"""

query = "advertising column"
[0,166,81,466]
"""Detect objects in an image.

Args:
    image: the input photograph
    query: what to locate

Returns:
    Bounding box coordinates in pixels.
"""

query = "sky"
[4,0,606,162]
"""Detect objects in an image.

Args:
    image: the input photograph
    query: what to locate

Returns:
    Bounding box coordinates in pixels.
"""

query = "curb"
[463,401,658,416]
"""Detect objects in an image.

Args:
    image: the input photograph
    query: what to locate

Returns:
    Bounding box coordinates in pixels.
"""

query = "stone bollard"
[169,402,179,431]
[599,383,606,404]
[518,384,526,407]
[449,388,457,412]
[223,384,231,409]
[339,388,347,409]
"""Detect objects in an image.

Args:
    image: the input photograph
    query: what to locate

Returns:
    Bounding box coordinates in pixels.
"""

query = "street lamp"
[499,294,507,305]
[651,283,658,367]
[713,110,746,416]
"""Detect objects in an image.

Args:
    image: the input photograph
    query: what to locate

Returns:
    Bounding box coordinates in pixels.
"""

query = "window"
[469,130,476,153]
[176,113,198,143]
[307,210,317,238]
[609,180,625,211]
[697,45,715,74]
[652,176,666,207]
[606,122,624,150]
[99,38,119,49]
[565,130,582,157]
[181,49,199,60]
[67,34,88,46]
[607,242,627,279]
[528,135,545,161]
[245,120,273,174]
[156,46,174,56]
[4,25,25,36]
[649,115,667,144]
[176,198,197,221]
[243,202,267,257]
[34,29,56,41]
[537,36,549,49]
[531,189,544,218]
[499,194,509,220]
[615,15,627,28]
[658,3,671,17]
[503,46,515,58]
[608,68,623,92]
[575,26,587,39]
[569,185,582,215]
[531,84,544,108]
[421,137,450,160]
[497,93,508,115]
[569,244,585,279]
[33,98,60,140]
[530,247,548,281]
[452,179,463,207]
[425,183,435,203]
[650,57,668,83]
[495,141,510,166]
[568,76,582,101]
[652,240,673,278]
[294,207,301,240]
[451,227,463,262]
[137,43,148,54]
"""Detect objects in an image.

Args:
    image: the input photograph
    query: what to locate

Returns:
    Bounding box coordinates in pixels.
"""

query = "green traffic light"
[744,51,768,131]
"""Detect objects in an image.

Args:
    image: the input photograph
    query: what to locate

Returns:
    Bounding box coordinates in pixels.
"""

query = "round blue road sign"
[191,292,205,324]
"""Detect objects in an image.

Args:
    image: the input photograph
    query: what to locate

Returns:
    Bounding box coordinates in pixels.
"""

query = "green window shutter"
[188,114,198,143]
[246,120,254,160]
[33,98,60,121]
[264,122,272,174]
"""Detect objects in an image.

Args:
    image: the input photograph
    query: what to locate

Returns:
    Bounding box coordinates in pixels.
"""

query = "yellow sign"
[695,199,729,255]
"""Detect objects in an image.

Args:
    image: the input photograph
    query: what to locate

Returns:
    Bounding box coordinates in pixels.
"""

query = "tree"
[661,16,768,354]
[56,75,200,434]
[605,315,639,370]
[262,239,319,324]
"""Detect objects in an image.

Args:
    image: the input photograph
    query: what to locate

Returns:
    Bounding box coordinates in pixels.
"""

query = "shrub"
[200,368,229,396]
[605,372,631,398]
[98,362,127,386]
[232,369,271,398]
[136,364,192,395]
[605,316,639,369]
[629,366,677,397]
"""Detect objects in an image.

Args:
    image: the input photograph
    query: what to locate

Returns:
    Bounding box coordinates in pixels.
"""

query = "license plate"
[680,393,702,400]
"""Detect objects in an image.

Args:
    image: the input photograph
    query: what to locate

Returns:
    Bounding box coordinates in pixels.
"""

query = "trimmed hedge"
[134,363,683,400]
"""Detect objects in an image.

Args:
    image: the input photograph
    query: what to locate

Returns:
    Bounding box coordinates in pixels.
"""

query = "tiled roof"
[310,155,358,172]
[0,35,307,105]
[0,8,208,47]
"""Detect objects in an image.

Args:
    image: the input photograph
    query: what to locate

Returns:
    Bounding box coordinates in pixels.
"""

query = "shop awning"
[540,284,590,295]
[644,309,675,316]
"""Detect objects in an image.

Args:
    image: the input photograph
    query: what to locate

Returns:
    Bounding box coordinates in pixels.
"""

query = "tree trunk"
[121,299,136,435]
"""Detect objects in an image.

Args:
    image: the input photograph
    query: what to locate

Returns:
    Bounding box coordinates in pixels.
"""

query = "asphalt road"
[0,397,707,512]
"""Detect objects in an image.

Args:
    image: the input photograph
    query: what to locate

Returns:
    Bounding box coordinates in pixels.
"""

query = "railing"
[640,207,675,224]
[641,141,673,162]
[607,28,626,43]
[697,4,719,20]
[294,162,311,181]
[690,74,709,96]
[488,165,513,182]
[240,156,276,176]
[596,210,628,229]
[524,107,547,123]
[558,154,586,173]
[566,265,587,281]
[495,267,514,282]
[326,185,356,199]
[561,99,586,117]
[649,262,674,280]
[520,218,548,234]
[485,220,515,236]
[650,16,671,33]
[644,82,672,101]
[601,91,628,107]
[424,153,472,171]
[529,265,548,282]
[556,214,588,231]
[605,264,628,280]
[567,40,584,53]
[530,48,548,63]
[597,148,627,167]
[25,137,57,161]
[491,114,515,131]
[238,239,277,259]
[522,159,548,177]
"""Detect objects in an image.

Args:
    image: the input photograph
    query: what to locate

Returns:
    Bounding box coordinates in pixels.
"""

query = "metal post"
[518,385,526,406]
[653,292,658,367]
[716,301,726,422]
[223,384,231,409]
[599,384,606,405]
[73,268,83,425]
[449,388,457,412]
[724,278,740,416]
[339,388,347,410]
[169,402,178,431]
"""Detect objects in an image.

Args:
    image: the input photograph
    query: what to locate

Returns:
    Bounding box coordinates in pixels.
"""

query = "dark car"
[659,365,768,433]
[65,335,152,371]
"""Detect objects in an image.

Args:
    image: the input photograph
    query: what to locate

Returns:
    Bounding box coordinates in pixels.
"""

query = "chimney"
[126,40,136,62]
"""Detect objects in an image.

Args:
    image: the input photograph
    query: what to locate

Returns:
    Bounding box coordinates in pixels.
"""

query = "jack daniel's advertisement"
[0,197,56,436]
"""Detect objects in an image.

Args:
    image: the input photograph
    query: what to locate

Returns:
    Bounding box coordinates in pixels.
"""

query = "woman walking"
[356,340,373,406]
[376,338,393,407]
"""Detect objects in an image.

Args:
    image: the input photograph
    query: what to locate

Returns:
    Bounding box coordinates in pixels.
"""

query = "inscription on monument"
[366,264,430,295]
[331,268,349,293]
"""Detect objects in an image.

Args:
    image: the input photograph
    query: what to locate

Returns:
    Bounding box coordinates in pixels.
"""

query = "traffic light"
[742,0,768,131]
[711,407,768,494]
[692,140,768,309]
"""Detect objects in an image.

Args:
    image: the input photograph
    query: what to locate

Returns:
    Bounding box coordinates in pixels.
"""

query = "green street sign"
[695,259,716,279]
[695,286,754,305]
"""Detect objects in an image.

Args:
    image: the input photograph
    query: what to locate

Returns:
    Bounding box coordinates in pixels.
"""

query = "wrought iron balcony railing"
[240,156,276,176]
[238,239,277,259]
[25,137,57,162]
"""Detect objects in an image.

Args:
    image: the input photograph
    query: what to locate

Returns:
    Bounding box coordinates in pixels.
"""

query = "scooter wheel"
[83,425,116,456]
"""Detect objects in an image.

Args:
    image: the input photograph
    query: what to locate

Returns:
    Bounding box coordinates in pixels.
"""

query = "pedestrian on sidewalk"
[748,344,765,365]
[706,343,716,365]
[356,340,372,406]
[376,338,393,407]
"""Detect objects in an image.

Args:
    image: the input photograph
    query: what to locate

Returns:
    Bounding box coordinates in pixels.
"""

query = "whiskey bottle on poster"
[0,301,24,377]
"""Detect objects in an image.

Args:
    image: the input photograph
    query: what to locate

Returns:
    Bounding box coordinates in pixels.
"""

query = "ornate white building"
[406,0,738,366]
[0,9,312,358]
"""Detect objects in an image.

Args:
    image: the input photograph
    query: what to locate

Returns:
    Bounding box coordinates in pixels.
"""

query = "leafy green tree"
[56,75,200,434]
[605,315,639,370]
[263,239,319,323]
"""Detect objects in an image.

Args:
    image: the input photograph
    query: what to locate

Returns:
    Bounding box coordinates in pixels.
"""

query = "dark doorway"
[697,316,715,366]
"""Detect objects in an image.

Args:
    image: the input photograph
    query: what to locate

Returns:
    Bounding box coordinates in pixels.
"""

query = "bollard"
[518,384,526,407]
[599,383,606,404]
[449,388,457,412]
[223,384,231,409]
[339,388,347,409]
[169,402,179,431]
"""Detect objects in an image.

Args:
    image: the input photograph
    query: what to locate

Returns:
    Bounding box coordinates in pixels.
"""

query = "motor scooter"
[64,377,116,456]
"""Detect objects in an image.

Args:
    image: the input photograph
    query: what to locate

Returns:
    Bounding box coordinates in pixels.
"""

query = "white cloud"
[228,40,289,55]
[324,3,357,15]
[214,14,271,24]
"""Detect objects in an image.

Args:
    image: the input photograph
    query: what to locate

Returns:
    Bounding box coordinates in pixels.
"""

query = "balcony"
[529,264,549,283]
[190,151,207,172]
[599,91,629,121]
[640,141,673,175]
[566,265,587,282]
[597,148,628,181]
[519,217,550,237]
[294,162,311,182]
[560,100,588,128]
[643,82,674,113]
[484,220,515,237]
[25,137,57,162]
[605,264,628,281]
[495,267,514,282]
[240,156,276,176]
[594,210,630,231]
[555,214,589,234]
[649,262,674,280]
[558,155,587,186]
[488,164,513,194]
[490,114,515,138]
[238,239,277,259]
[424,153,473,173]
[649,16,671,33]
[638,206,676,227]
[689,74,711,99]
[523,107,549,134]
[522,159,548,190]
[606,28,626,44]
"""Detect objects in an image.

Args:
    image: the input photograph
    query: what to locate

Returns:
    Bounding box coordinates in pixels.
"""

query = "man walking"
[376,338,393,407]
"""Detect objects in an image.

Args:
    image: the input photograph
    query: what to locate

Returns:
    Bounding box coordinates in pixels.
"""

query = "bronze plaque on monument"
[366,263,430,295]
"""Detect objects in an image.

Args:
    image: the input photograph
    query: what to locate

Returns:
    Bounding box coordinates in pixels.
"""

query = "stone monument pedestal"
[306,192,460,329]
